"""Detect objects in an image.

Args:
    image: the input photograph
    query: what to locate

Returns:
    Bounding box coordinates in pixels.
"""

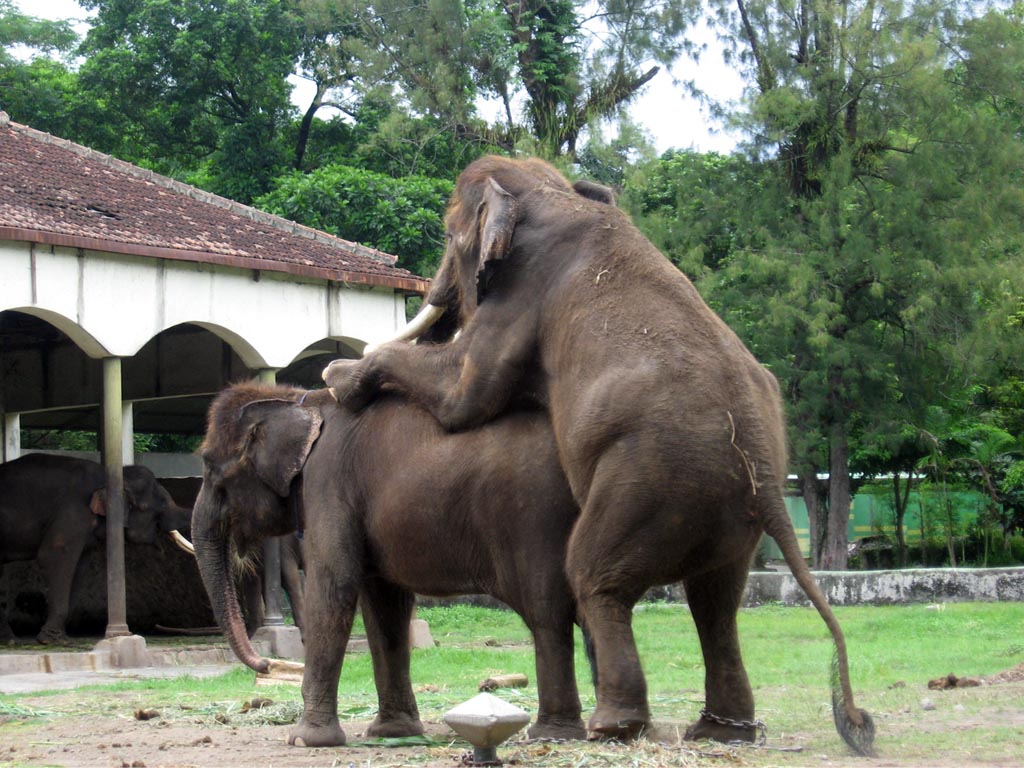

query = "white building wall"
[1,240,409,368]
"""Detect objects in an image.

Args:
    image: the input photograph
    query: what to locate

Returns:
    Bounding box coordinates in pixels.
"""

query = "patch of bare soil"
[2,674,1023,767]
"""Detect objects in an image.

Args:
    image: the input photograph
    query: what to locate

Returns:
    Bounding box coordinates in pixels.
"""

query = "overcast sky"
[18,0,744,155]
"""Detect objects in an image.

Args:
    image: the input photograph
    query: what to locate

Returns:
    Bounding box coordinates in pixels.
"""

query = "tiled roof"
[0,113,429,293]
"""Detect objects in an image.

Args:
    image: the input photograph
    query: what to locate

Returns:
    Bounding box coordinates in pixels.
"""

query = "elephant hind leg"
[565,487,653,740]
[682,557,759,745]
[36,536,86,645]
[0,564,14,644]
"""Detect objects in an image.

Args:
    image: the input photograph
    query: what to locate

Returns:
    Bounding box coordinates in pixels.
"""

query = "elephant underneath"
[190,383,586,747]
[0,453,193,644]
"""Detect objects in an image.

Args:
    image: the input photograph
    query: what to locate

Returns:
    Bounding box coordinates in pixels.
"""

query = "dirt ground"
[3,671,1024,768]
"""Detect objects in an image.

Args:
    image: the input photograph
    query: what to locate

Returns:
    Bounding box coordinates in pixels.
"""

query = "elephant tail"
[760,499,876,756]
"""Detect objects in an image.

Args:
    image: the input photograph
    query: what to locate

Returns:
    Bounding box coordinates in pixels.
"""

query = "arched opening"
[277,336,363,386]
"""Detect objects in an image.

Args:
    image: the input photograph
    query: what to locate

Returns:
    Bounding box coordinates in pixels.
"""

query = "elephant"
[162,477,304,637]
[190,382,586,748]
[238,533,305,638]
[322,155,876,755]
[0,453,193,644]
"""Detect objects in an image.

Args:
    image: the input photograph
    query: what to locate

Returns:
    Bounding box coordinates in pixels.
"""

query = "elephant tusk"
[361,303,446,357]
[169,529,196,555]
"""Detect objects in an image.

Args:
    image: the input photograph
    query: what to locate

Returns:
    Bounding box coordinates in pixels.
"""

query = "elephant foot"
[322,360,371,411]
[36,627,70,646]
[528,718,587,741]
[287,717,346,747]
[366,713,424,738]
[684,711,759,745]
[586,705,650,741]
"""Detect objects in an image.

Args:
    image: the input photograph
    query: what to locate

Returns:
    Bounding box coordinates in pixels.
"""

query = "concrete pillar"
[121,401,135,466]
[102,356,131,638]
[255,368,284,627]
[250,368,303,658]
[2,412,20,462]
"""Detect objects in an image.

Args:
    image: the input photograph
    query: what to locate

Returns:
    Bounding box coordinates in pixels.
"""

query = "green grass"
[2,601,1022,765]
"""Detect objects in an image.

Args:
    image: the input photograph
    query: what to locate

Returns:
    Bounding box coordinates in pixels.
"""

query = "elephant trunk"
[191,485,270,673]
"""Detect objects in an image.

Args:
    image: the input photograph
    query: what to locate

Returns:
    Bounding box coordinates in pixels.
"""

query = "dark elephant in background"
[191,382,584,748]
[323,156,875,754]
[0,453,193,644]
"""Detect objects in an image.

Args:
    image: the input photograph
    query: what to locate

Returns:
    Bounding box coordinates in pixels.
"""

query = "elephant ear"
[476,177,518,274]
[573,179,616,206]
[239,399,323,497]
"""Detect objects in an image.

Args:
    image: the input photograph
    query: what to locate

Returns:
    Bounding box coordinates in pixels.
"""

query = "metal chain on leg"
[699,707,768,746]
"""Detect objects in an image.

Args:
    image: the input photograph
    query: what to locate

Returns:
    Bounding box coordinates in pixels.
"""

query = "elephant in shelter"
[163,476,305,637]
[190,382,586,747]
[0,453,193,644]
[323,155,875,754]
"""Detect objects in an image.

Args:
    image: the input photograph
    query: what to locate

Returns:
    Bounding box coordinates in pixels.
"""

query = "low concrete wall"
[741,567,1024,606]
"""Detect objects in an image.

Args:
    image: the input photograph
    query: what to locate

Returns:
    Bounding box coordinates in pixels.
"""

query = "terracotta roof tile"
[0,113,428,293]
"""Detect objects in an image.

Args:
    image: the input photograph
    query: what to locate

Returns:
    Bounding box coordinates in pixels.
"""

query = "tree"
[75,0,303,201]
[255,164,453,276]
[0,0,80,132]
[320,0,696,157]
[695,0,1024,569]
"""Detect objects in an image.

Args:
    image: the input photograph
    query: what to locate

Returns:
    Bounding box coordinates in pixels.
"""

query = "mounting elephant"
[0,453,193,644]
[190,382,585,748]
[323,155,875,754]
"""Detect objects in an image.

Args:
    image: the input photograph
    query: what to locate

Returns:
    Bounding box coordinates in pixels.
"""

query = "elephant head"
[189,383,322,672]
[378,158,616,346]
[122,465,193,545]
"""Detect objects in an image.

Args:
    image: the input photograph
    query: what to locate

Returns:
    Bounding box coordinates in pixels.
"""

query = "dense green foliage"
[625,1,1024,567]
[255,164,452,275]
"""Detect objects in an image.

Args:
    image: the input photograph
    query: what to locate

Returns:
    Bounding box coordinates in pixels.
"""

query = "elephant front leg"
[287,572,358,748]
[527,619,586,740]
[324,313,535,432]
[360,579,424,738]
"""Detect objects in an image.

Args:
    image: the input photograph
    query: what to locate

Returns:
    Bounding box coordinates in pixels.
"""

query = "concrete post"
[255,368,285,628]
[121,401,135,466]
[249,368,303,659]
[102,356,131,638]
[2,412,20,462]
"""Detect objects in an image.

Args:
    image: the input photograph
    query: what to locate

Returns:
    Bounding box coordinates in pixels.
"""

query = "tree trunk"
[821,421,850,571]
[801,470,828,569]
[293,83,325,170]
[892,474,912,568]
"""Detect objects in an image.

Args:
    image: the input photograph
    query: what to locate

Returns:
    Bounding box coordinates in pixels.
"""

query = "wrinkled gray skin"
[0,453,193,644]
[192,383,585,748]
[323,156,875,754]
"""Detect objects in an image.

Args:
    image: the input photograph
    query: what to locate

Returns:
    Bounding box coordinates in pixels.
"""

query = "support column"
[121,401,135,466]
[102,356,131,638]
[256,368,284,628]
[250,368,302,658]
[2,412,19,462]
